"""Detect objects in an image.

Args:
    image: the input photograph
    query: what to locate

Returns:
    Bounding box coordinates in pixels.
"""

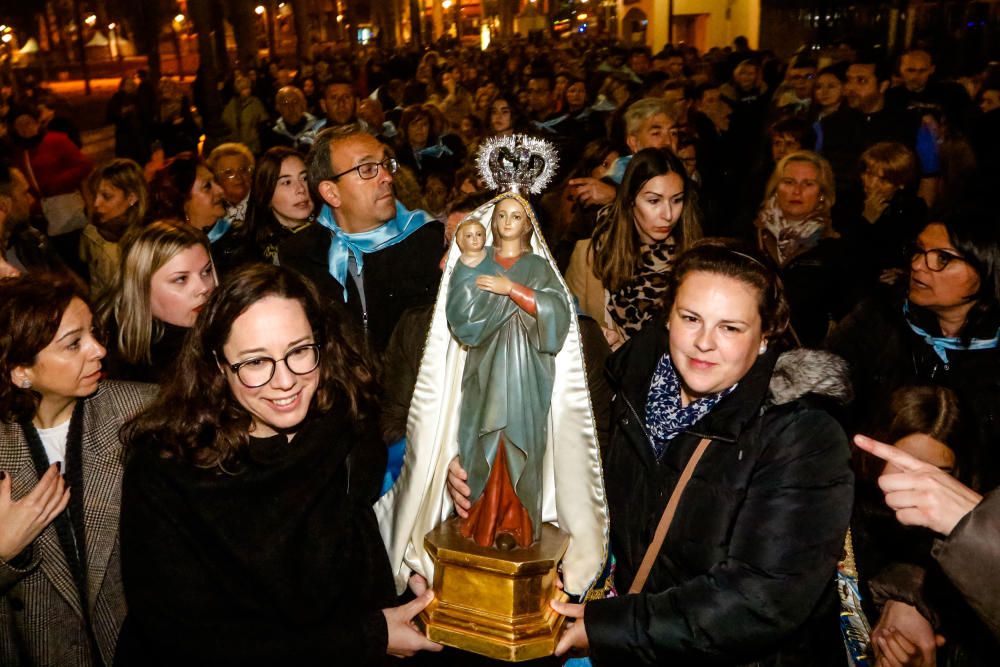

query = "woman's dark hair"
[399,104,439,146]
[147,152,203,222]
[122,264,379,469]
[0,275,88,423]
[568,139,622,181]
[245,147,312,249]
[885,385,961,444]
[931,210,1000,335]
[664,239,791,339]
[591,148,703,293]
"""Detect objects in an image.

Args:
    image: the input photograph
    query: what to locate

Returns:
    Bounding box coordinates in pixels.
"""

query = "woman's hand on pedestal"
[551,599,589,657]
[382,590,443,657]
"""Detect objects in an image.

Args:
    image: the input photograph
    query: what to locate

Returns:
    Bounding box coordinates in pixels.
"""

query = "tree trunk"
[189,0,228,151]
[211,0,229,75]
[291,0,311,63]
[71,0,92,94]
[226,0,258,71]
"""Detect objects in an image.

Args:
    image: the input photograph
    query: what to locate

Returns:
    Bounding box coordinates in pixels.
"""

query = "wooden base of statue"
[417,517,570,662]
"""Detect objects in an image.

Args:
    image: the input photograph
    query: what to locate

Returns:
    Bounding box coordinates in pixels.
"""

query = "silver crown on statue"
[476,134,559,195]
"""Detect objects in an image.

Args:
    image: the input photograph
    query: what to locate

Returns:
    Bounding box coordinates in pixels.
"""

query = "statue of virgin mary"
[375,136,609,598]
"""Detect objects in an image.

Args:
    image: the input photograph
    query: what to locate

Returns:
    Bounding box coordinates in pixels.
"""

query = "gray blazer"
[0,381,155,666]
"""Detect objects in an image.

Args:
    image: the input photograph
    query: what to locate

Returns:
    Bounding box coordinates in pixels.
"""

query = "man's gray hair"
[624,97,676,137]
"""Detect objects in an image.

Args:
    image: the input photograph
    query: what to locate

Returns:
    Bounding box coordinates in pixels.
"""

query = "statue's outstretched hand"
[447,456,472,518]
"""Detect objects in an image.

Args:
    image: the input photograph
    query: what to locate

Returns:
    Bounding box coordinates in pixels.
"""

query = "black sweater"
[116,409,395,666]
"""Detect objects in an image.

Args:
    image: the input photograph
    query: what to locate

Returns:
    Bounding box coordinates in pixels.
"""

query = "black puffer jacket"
[586,318,854,666]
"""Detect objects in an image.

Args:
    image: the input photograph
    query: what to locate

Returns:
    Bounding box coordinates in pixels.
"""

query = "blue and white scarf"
[645,353,736,458]
[316,200,433,301]
[903,301,1000,365]
[206,217,232,243]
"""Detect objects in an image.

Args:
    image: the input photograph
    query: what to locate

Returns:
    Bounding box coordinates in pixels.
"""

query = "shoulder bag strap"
[628,437,712,594]
[21,150,43,196]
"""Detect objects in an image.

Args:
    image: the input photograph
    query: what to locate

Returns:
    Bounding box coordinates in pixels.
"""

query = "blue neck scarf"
[903,301,1000,365]
[608,154,632,184]
[206,217,231,244]
[532,114,570,133]
[414,141,453,168]
[645,353,736,459]
[316,200,433,301]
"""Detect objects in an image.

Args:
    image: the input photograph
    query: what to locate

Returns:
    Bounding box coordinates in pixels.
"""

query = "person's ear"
[0,194,11,215]
[626,134,639,154]
[878,80,890,95]
[10,366,32,390]
[318,180,341,208]
[127,194,138,208]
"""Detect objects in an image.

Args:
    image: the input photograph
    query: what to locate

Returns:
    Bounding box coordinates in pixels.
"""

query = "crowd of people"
[1,32,1000,666]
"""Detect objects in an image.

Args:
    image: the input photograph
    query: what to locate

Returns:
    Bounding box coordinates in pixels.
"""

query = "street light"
[85,14,97,26]
[1,34,11,44]
[255,5,266,15]
[175,14,185,23]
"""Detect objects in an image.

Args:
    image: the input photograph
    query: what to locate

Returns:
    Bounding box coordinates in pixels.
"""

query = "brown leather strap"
[628,437,712,594]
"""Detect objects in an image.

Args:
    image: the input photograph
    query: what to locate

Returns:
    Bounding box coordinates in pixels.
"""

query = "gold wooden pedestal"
[418,518,570,662]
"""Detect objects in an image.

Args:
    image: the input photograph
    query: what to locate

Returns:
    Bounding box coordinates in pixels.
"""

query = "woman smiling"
[114,264,440,665]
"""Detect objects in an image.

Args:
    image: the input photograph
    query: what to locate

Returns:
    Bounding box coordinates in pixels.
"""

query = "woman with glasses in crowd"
[98,221,216,383]
[828,211,1000,665]
[114,264,440,665]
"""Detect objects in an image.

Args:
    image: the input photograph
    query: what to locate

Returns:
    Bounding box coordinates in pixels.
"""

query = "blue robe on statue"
[446,247,571,542]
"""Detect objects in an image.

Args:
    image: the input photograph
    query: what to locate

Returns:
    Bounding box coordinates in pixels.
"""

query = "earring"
[19,378,31,389]
[759,342,768,355]
[819,195,825,202]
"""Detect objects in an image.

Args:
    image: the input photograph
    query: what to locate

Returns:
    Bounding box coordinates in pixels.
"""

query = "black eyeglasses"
[220,344,321,388]
[910,245,968,272]
[330,157,398,181]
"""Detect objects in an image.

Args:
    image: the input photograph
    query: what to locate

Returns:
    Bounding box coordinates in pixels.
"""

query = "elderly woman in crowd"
[147,154,228,242]
[0,275,154,666]
[755,149,845,345]
[395,104,464,179]
[80,158,148,299]
[829,211,1000,666]
[114,264,440,665]
[244,147,314,264]
[98,221,216,383]
[566,147,702,350]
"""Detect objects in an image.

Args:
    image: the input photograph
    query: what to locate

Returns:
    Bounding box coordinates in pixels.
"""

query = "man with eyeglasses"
[279,124,443,353]
[773,56,817,118]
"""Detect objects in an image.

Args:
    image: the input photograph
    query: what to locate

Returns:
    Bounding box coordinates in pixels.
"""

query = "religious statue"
[447,196,570,549]
[375,135,608,660]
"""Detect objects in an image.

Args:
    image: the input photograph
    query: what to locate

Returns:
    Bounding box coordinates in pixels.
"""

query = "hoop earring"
[19,379,31,389]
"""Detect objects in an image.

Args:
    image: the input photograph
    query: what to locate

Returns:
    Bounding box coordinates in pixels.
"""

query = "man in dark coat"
[279,124,443,354]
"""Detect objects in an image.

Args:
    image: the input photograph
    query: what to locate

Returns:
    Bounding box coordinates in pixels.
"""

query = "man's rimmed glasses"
[910,245,969,272]
[219,166,253,181]
[330,157,398,181]
[219,344,321,388]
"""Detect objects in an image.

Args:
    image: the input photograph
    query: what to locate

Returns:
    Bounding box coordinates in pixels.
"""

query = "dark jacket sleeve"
[585,408,854,664]
[932,489,1000,640]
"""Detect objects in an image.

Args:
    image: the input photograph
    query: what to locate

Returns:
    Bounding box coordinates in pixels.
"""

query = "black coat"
[585,319,854,666]
[278,221,444,353]
[116,409,396,666]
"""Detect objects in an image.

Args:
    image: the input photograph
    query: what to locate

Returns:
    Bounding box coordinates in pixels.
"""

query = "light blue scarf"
[608,154,632,184]
[206,217,231,243]
[903,301,1000,365]
[532,114,570,133]
[413,141,453,169]
[316,200,433,301]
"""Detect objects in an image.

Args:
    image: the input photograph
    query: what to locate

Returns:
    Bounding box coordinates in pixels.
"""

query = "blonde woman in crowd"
[97,221,216,383]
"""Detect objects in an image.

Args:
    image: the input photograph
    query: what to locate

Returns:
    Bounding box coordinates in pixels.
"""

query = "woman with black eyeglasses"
[828,211,1000,666]
[114,264,441,665]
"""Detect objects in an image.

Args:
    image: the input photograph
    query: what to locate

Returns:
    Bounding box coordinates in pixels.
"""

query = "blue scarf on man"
[316,200,433,301]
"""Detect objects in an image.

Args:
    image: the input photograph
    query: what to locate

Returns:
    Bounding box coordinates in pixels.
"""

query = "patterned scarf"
[608,237,676,340]
[755,193,833,267]
[645,353,735,459]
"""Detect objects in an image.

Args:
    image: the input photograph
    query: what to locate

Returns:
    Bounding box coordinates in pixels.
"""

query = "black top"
[278,220,444,354]
[102,321,187,384]
[116,408,395,666]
